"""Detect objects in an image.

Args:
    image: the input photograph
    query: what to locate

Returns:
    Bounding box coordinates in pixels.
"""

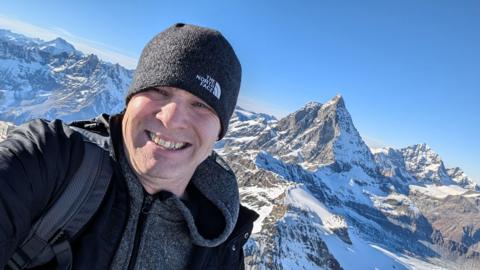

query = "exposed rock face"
[412,192,480,258]
[401,143,452,184]
[325,215,352,245]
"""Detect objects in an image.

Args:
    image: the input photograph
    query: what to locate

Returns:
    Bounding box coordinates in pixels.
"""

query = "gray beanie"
[126,23,241,139]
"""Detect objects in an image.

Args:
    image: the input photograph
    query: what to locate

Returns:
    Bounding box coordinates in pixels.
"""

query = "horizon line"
[0,15,138,69]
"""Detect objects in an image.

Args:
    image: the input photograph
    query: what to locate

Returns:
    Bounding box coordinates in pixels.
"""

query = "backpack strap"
[7,129,113,270]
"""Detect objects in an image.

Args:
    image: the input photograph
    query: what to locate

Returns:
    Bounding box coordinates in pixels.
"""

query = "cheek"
[202,114,220,136]
[130,97,149,111]
[192,114,220,146]
[202,119,221,145]
[123,100,152,147]
[126,99,158,129]
[129,102,153,120]
[189,109,218,133]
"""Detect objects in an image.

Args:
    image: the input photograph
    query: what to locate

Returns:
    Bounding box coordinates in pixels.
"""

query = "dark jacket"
[0,114,258,269]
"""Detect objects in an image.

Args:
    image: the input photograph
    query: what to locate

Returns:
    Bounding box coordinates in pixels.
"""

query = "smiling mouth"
[147,131,190,150]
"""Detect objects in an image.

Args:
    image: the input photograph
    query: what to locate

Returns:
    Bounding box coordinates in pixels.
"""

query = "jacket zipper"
[127,193,154,270]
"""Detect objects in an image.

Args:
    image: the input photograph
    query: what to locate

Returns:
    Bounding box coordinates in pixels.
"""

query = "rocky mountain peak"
[39,37,78,56]
[324,93,345,108]
[326,95,376,172]
[241,95,375,173]
[373,144,479,190]
[447,167,479,190]
[50,37,69,45]
[402,143,439,163]
[400,143,451,183]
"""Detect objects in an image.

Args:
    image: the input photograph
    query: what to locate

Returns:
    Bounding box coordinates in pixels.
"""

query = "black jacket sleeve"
[0,119,84,267]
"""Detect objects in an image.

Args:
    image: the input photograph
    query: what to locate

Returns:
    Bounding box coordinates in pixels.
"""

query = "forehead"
[154,86,195,97]
[141,86,218,115]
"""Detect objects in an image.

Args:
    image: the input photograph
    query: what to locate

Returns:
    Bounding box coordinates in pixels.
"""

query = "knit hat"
[126,23,242,139]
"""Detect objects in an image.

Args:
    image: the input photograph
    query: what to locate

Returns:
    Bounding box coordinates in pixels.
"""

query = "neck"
[137,174,191,199]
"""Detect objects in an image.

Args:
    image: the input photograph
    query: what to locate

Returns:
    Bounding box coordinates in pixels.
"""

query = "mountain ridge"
[0,28,133,124]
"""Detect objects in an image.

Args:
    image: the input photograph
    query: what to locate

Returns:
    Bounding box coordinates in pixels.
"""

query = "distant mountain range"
[0,29,133,124]
[2,28,479,270]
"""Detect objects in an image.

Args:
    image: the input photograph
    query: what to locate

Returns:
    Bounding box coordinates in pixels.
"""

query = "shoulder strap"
[7,129,113,270]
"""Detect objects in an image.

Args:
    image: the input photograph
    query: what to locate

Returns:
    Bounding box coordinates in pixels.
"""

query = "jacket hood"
[180,152,240,246]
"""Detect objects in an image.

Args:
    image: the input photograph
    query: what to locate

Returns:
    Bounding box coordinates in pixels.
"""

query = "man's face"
[122,86,221,184]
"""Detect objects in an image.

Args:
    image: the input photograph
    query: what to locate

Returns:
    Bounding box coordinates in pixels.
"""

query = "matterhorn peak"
[325,94,345,108]
[245,95,376,173]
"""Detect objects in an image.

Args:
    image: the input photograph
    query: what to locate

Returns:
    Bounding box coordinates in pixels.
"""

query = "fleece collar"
[178,152,240,247]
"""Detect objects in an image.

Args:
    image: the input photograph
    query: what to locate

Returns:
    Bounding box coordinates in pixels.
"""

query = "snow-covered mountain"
[373,144,478,190]
[2,28,480,270]
[0,29,133,124]
[216,97,480,270]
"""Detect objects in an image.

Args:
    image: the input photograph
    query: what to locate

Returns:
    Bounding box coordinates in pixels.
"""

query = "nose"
[156,101,188,129]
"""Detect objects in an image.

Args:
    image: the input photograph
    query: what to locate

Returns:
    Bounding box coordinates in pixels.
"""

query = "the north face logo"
[196,74,221,99]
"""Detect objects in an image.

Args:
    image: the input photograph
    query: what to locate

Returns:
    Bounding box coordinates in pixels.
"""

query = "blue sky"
[1,0,479,182]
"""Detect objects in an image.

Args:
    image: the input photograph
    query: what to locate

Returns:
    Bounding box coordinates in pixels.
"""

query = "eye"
[192,101,208,109]
[192,101,214,112]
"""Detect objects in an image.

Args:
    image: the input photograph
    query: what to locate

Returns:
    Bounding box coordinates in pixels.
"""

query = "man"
[0,23,258,269]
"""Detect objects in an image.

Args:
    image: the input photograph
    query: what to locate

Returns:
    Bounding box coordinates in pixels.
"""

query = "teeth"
[149,132,186,150]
